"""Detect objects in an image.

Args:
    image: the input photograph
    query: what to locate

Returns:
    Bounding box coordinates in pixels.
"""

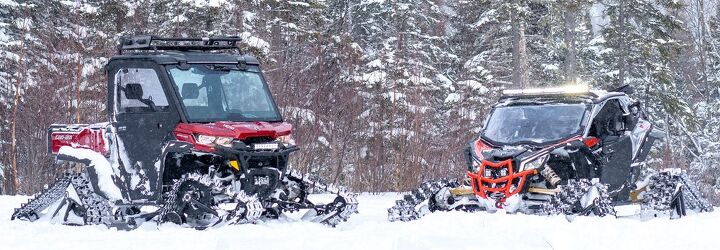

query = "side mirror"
[181,83,200,99]
[124,83,144,100]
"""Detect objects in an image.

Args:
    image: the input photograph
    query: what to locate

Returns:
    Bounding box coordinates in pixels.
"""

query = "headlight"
[484,168,492,177]
[471,159,481,172]
[277,134,295,147]
[196,135,217,145]
[521,155,548,171]
[214,137,234,147]
[195,134,234,148]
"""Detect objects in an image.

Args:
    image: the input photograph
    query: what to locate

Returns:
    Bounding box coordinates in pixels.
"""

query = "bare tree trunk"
[697,0,710,101]
[332,141,347,184]
[10,27,27,195]
[511,12,529,88]
[618,0,627,86]
[564,2,578,83]
[75,59,83,123]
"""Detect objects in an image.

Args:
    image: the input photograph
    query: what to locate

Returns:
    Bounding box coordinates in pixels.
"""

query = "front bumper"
[215,144,299,170]
[467,159,536,204]
[215,145,299,198]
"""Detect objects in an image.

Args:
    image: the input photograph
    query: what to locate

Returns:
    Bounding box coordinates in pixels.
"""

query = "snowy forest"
[0,0,719,204]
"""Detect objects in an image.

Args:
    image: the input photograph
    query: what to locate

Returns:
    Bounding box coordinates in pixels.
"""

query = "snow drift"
[3,193,719,250]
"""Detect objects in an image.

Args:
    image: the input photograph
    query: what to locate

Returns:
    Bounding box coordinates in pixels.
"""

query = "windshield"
[482,103,588,144]
[167,65,282,122]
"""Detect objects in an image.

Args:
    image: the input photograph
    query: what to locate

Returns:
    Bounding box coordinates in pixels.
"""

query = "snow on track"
[2,194,719,250]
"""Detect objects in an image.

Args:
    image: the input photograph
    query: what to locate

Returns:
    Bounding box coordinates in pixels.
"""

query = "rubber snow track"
[2,194,719,250]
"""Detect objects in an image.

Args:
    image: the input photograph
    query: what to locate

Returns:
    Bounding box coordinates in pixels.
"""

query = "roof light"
[502,84,590,96]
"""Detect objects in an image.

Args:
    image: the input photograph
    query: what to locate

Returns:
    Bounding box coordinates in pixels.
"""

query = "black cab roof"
[498,86,630,106]
[110,35,260,65]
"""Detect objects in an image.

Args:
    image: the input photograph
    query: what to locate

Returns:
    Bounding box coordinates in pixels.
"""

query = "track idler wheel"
[542,179,615,218]
[172,179,218,227]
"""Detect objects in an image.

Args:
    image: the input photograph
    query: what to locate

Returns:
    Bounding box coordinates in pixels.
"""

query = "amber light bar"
[502,84,590,96]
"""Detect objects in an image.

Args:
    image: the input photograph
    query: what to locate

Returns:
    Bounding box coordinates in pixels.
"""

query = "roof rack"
[117,35,243,54]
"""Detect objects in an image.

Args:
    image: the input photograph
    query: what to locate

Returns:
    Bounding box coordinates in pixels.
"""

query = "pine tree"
[598,0,691,170]
[528,0,597,86]
[687,4,720,204]
[0,0,20,194]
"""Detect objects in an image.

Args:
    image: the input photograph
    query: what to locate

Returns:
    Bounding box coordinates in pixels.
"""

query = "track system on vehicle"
[13,168,358,229]
[388,180,482,222]
[12,172,118,227]
[539,179,615,218]
[639,171,714,218]
[389,170,714,222]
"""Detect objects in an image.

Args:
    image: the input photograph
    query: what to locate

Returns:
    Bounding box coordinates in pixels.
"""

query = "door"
[601,135,633,200]
[590,99,633,201]
[109,62,181,203]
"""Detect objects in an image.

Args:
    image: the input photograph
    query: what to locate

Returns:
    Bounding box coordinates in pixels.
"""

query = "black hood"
[481,147,528,161]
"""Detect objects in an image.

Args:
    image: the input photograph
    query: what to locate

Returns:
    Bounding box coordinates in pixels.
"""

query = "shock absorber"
[541,167,561,187]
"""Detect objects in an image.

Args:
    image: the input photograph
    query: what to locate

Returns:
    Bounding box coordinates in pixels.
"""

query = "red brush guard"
[467,159,535,204]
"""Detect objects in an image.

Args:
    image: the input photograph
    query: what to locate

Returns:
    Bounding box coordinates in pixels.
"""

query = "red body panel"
[48,121,292,156]
[49,124,108,156]
[173,121,293,152]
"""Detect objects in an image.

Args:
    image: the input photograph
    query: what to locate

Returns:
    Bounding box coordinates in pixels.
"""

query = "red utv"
[11,36,357,229]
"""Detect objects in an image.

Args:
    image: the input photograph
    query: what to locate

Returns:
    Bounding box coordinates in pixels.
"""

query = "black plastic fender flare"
[152,140,195,202]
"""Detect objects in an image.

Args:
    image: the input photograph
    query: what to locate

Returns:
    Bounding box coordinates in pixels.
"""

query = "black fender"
[463,143,475,172]
[55,149,119,202]
[151,140,194,202]
[565,140,602,179]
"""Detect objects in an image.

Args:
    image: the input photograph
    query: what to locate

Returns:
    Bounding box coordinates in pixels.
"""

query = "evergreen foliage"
[0,0,718,202]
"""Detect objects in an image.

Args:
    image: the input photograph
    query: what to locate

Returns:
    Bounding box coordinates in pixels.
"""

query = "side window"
[589,99,625,139]
[115,68,170,113]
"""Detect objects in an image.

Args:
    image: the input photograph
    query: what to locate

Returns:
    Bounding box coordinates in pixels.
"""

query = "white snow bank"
[2,194,719,250]
[58,147,123,202]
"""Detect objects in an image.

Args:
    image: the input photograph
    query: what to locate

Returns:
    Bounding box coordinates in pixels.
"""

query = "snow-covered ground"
[2,193,719,250]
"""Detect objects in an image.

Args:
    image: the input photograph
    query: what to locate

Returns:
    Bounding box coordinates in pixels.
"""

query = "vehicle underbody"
[11,121,359,229]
